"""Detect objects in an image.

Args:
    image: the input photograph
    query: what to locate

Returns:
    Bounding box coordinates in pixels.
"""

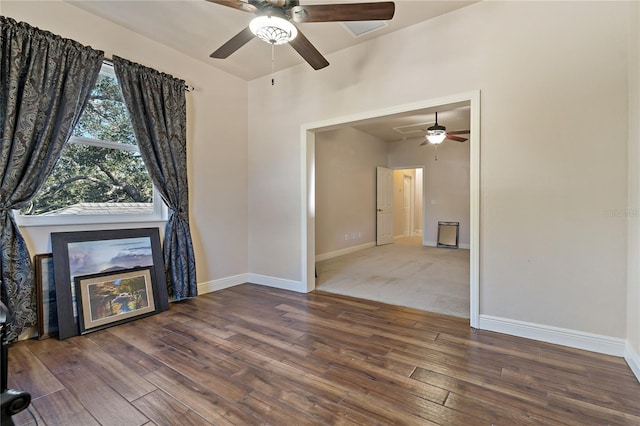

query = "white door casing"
[377,166,394,245]
[302,90,480,328]
[403,175,412,237]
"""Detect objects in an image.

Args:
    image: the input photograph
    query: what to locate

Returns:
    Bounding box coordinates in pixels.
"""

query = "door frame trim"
[403,173,414,238]
[301,90,480,328]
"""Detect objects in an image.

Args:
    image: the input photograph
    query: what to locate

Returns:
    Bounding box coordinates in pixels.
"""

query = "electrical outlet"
[344,234,348,240]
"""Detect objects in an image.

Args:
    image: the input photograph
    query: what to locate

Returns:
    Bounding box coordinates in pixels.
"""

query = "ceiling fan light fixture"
[426,126,447,144]
[250,15,298,45]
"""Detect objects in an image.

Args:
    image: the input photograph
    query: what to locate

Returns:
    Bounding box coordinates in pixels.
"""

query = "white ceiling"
[352,105,470,142]
[67,0,476,81]
[67,0,474,143]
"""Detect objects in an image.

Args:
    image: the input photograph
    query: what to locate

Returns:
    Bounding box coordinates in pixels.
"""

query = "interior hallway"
[315,236,470,318]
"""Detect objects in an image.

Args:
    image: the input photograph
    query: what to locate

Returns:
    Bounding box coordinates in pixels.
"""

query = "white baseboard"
[315,241,375,262]
[478,315,626,357]
[425,240,469,249]
[247,273,304,292]
[198,273,305,294]
[625,342,640,383]
[197,273,249,294]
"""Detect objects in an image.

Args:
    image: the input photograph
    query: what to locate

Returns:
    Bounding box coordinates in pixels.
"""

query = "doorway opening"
[395,168,423,240]
[302,91,480,327]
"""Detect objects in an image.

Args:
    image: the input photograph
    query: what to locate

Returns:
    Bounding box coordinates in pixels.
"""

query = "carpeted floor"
[316,236,470,318]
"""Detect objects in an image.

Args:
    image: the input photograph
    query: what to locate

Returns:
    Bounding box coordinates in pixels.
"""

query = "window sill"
[14,206,168,228]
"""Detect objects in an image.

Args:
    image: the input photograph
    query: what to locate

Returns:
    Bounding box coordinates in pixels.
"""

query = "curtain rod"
[103,57,195,92]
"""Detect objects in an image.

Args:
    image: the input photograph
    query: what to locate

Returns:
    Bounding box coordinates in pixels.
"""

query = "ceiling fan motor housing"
[259,0,299,13]
[428,124,446,132]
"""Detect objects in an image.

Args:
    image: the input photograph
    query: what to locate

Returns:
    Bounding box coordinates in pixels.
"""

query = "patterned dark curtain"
[113,56,197,300]
[0,17,103,341]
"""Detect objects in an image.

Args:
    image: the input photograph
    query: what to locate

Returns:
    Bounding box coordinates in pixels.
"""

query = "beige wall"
[3,0,249,285]
[389,140,470,246]
[248,1,632,339]
[315,127,387,255]
[627,1,640,368]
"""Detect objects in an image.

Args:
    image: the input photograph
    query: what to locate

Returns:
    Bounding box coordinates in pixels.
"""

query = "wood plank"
[55,364,149,425]
[143,367,262,425]
[316,351,448,405]
[237,391,318,425]
[106,321,171,354]
[159,330,245,375]
[87,329,165,375]
[74,346,157,401]
[230,348,350,403]
[409,366,584,426]
[338,391,441,425]
[444,391,566,426]
[7,341,64,398]
[23,337,85,373]
[132,389,211,426]
[547,392,640,425]
[151,346,251,402]
[232,367,374,426]
[500,365,640,416]
[30,389,100,426]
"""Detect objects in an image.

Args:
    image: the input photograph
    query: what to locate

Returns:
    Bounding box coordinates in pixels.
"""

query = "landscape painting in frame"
[52,228,169,340]
[75,267,156,334]
[68,236,154,279]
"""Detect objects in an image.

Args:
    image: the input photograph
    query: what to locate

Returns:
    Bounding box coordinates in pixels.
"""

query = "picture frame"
[75,266,157,334]
[34,253,57,339]
[51,228,169,340]
[437,221,460,249]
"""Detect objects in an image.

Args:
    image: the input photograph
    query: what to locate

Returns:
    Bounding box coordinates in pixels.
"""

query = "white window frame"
[15,63,168,227]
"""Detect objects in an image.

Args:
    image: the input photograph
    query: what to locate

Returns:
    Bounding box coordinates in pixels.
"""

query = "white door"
[376,167,394,245]
[403,175,412,236]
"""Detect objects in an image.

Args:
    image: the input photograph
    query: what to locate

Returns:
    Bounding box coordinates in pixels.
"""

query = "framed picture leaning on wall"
[51,228,168,340]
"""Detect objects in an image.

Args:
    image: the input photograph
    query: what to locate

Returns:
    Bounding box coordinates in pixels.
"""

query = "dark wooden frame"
[51,228,169,340]
[75,266,157,335]
[34,253,57,339]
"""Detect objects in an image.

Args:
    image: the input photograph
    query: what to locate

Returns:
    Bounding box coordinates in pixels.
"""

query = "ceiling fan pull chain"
[271,44,275,86]
[434,145,438,161]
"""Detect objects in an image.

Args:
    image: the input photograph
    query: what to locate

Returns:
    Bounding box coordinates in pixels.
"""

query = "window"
[17,64,166,226]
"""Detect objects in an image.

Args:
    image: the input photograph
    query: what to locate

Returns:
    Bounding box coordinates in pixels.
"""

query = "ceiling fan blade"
[419,140,428,146]
[289,29,329,70]
[447,129,470,135]
[446,135,468,142]
[210,27,255,59]
[291,2,395,23]
[206,0,257,13]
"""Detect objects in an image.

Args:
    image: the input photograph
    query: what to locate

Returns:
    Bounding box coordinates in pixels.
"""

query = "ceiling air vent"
[342,20,388,37]
[393,122,431,135]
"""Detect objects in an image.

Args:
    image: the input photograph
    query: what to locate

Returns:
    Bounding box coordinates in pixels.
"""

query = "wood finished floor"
[8,284,640,426]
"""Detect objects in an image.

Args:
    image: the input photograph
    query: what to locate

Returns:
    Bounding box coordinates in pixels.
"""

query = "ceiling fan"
[206,0,395,70]
[419,112,469,145]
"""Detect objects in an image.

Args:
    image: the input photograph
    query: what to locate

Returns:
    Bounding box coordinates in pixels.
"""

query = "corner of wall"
[625,341,640,383]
